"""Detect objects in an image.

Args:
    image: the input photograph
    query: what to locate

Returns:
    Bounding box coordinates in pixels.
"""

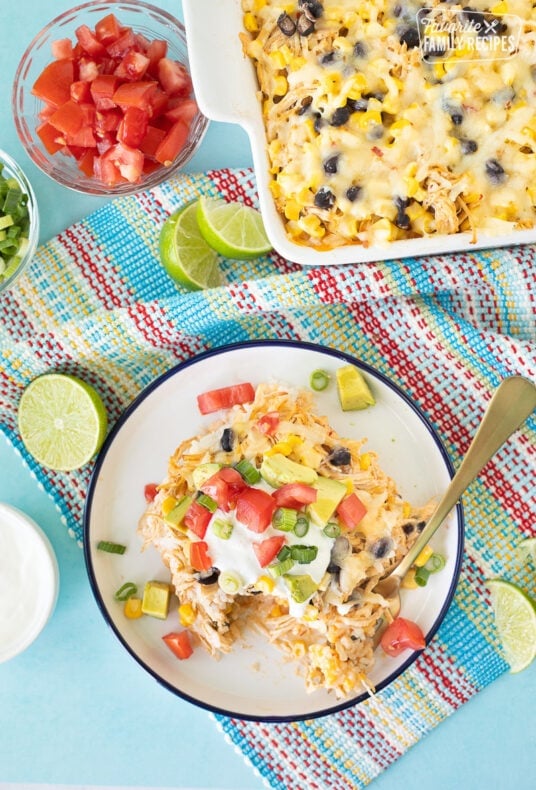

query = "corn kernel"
[284,200,301,221]
[289,56,307,71]
[161,496,178,517]
[178,603,196,627]
[273,75,288,96]
[266,440,293,456]
[401,568,419,589]
[292,641,307,658]
[298,214,326,239]
[346,72,368,99]
[253,0,266,10]
[414,544,434,567]
[402,501,412,519]
[359,452,371,471]
[344,479,354,494]
[123,597,143,619]
[302,605,319,621]
[255,575,275,594]
[269,180,282,198]
[390,119,411,132]
[269,604,283,618]
[269,50,286,69]
[358,110,382,129]
[243,12,258,33]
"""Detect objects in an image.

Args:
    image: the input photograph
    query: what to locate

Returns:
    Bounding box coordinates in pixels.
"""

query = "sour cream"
[0,504,59,663]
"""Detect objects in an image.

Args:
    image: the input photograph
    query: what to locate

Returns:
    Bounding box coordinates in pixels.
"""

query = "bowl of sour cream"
[0,503,59,663]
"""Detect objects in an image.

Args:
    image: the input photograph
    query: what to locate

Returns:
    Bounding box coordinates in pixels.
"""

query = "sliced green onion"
[234,459,261,485]
[414,566,430,587]
[218,570,243,595]
[97,540,127,555]
[212,517,234,540]
[0,167,31,279]
[114,582,138,601]
[290,544,318,564]
[196,492,218,513]
[164,495,193,526]
[277,545,292,562]
[323,522,341,538]
[293,515,309,538]
[273,507,298,532]
[426,553,446,573]
[310,369,331,391]
[268,557,296,577]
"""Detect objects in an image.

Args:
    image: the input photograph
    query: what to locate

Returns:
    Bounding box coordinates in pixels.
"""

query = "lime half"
[517,537,536,566]
[196,196,272,260]
[18,373,108,471]
[159,202,222,290]
[487,579,536,673]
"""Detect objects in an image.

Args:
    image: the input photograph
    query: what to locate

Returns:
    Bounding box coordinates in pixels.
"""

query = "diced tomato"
[106,27,136,58]
[200,467,248,512]
[115,50,150,81]
[38,103,56,122]
[142,158,160,175]
[189,540,213,572]
[95,108,122,133]
[139,124,166,158]
[36,122,62,154]
[79,58,99,82]
[95,13,122,45]
[197,383,256,415]
[77,149,96,177]
[183,500,212,539]
[70,80,92,103]
[236,488,277,533]
[272,483,317,509]
[48,100,85,136]
[148,87,169,119]
[96,132,116,154]
[146,39,167,76]
[75,24,106,57]
[253,535,286,568]
[90,74,119,110]
[256,412,280,436]
[154,120,188,166]
[32,59,74,107]
[165,98,199,125]
[52,38,74,60]
[93,150,125,185]
[65,125,97,148]
[117,106,148,147]
[162,631,193,660]
[157,58,192,97]
[106,141,144,182]
[336,493,367,529]
[380,617,426,657]
[113,80,157,110]
[144,482,159,502]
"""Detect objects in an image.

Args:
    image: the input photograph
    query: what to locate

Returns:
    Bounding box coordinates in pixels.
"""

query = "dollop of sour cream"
[0,504,58,663]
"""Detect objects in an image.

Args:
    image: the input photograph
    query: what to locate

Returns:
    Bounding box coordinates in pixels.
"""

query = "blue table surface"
[1,2,534,788]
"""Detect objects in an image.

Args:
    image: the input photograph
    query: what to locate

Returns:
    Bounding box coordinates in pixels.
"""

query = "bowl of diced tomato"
[12,1,208,195]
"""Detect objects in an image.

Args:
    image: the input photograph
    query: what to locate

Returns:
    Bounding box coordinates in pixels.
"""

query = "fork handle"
[393,376,536,581]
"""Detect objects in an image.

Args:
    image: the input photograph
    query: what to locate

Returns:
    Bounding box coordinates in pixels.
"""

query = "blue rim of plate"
[83,339,465,723]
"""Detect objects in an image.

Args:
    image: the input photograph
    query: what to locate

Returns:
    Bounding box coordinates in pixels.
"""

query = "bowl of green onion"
[0,150,39,293]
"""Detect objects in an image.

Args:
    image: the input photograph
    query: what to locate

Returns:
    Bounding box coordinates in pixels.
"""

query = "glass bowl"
[0,149,39,294]
[12,0,208,196]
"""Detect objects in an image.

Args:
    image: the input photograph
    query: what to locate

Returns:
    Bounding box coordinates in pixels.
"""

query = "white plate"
[84,342,463,721]
[182,0,536,266]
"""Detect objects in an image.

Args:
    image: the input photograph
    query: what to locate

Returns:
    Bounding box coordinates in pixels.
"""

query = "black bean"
[399,27,420,49]
[321,51,335,64]
[416,520,426,532]
[485,158,506,184]
[460,139,478,154]
[277,12,297,36]
[327,446,352,466]
[299,0,324,19]
[323,154,339,174]
[297,14,315,35]
[451,112,463,125]
[395,211,411,230]
[346,185,362,202]
[347,98,368,112]
[330,105,351,126]
[394,196,410,210]
[353,41,366,58]
[195,568,220,585]
[297,95,313,115]
[462,8,506,37]
[313,113,324,133]
[402,523,414,535]
[393,4,402,17]
[370,538,393,559]
[314,187,335,209]
[220,428,234,452]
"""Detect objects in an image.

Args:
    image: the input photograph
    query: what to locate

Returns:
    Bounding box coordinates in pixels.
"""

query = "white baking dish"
[183,0,536,265]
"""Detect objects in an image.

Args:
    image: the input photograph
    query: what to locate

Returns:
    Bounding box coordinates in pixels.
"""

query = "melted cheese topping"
[241,0,536,248]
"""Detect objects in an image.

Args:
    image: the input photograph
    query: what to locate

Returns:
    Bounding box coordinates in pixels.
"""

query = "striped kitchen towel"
[0,168,534,789]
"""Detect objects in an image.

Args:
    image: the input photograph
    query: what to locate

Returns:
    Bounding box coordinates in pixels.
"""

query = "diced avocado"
[260,453,318,488]
[283,573,318,603]
[192,463,221,489]
[164,494,193,526]
[141,580,172,619]
[307,476,347,526]
[336,365,375,411]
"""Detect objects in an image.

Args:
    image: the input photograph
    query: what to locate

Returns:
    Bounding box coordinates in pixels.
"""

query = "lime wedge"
[159,202,222,290]
[196,196,272,260]
[18,373,108,471]
[517,537,536,566]
[487,579,536,673]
